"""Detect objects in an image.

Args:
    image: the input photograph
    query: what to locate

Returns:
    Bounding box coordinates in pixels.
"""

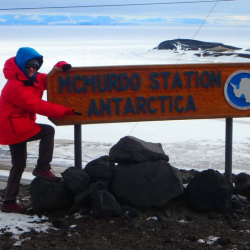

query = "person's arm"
[6,81,75,118]
[39,61,71,91]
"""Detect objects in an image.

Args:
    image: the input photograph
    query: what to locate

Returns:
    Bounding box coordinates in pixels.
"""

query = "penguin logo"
[224,70,250,110]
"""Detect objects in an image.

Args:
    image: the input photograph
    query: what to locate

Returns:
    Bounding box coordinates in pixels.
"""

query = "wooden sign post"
[47,63,250,180]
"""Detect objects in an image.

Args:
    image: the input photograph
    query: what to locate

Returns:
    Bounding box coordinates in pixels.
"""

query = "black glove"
[62,64,72,71]
[73,110,82,116]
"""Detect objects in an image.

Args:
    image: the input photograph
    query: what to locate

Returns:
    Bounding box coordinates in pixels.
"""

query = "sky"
[1,0,250,26]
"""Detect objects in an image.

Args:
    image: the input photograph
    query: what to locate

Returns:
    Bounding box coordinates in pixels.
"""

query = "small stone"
[110,232,119,238]
[80,207,90,215]
[187,235,197,242]
[232,212,240,220]
[156,214,163,221]
[218,237,231,246]
[3,232,13,237]
[234,209,246,215]
[50,241,56,246]
[185,214,193,221]
[52,219,65,229]
[129,208,138,219]
[165,238,172,243]
[208,213,219,220]
[156,245,165,250]
[243,241,250,246]
[163,209,171,218]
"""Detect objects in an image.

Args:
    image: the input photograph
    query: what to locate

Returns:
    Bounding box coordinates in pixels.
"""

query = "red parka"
[0,57,71,145]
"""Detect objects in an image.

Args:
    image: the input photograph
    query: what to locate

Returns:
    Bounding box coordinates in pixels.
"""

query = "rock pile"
[31,136,182,217]
[30,136,250,217]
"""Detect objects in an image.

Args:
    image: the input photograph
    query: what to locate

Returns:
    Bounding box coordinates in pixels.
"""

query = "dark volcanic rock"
[110,160,183,208]
[74,181,107,207]
[84,155,114,186]
[155,38,241,51]
[186,169,234,213]
[109,136,169,164]
[30,178,74,212]
[61,167,90,195]
[234,172,250,200]
[91,190,121,217]
[180,169,199,184]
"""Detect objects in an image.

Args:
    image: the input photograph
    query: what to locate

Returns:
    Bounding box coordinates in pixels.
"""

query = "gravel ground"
[1,170,250,250]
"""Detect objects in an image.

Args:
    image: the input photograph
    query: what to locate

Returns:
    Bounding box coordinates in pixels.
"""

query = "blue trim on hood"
[15,47,43,80]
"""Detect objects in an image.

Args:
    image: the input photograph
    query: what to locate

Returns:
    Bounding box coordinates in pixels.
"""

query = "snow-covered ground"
[0,25,250,245]
[0,25,249,174]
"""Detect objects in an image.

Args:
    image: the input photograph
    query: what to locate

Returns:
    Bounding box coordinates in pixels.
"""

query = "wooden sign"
[47,63,250,125]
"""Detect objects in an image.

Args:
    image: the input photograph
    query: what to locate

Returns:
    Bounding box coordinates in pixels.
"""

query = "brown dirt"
[1,170,250,250]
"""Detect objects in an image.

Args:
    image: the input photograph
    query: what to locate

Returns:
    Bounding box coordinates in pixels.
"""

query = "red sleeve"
[6,81,68,118]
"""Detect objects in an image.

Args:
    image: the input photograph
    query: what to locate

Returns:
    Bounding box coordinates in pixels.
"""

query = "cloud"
[0,0,249,27]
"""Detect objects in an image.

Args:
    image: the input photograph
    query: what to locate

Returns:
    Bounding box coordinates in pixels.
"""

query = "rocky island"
[154,38,250,59]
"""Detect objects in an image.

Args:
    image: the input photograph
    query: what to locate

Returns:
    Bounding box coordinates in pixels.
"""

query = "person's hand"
[73,110,82,116]
[62,64,71,71]
[65,108,82,116]
[54,61,72,71]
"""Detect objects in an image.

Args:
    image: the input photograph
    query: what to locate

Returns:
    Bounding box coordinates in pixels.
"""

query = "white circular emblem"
[224,70,250,110]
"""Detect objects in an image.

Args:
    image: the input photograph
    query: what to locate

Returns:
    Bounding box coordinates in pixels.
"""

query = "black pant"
[5,124,55,201]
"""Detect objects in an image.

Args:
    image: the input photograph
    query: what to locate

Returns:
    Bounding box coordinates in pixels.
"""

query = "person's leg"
[26,124,55,170]
[4,142,27,202]
[27,124,60,181]
[1,142,27,213]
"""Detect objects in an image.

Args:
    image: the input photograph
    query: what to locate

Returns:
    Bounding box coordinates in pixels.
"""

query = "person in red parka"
[0,47,80,213]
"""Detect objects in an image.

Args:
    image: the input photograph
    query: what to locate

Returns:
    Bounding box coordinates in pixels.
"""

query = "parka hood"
[3,57,26,81]
[15,47,43,80]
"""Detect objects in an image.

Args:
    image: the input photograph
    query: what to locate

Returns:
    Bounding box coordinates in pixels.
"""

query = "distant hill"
[155,38,241,51]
